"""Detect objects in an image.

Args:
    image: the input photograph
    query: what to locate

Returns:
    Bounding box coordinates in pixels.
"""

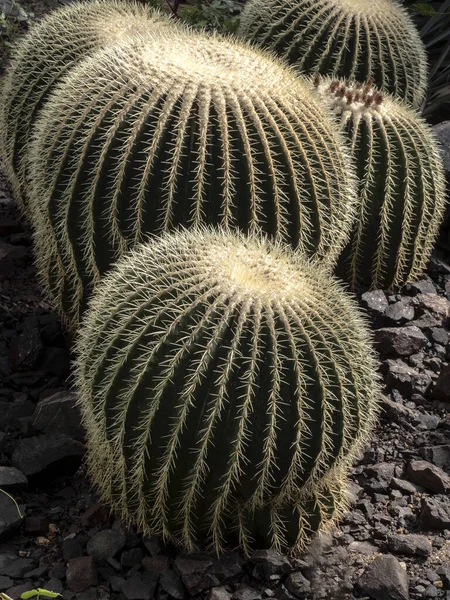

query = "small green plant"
[238,0,428,108]
[1,589,62,600]
[313,76,447,290]
[27,27,356,327]
[75,228,380,554]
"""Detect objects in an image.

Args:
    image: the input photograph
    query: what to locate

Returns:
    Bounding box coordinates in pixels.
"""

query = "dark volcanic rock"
[251,550,291,581]
[86,528,126,560]
[384,300,415,325]
[407,460,450,493]
[383,359,432,395]
[358,554,409,600]
[33,391,84,441]
[0,494,24,540]
[420,497,450,530]
[0,467,27,491]
[9,327,42,371]
[11,434,84,479]
[387,534,432,557]
[433,364,450,402]
[122,574,158,600]
[66,557,98,592]
[175,556,216,595]
[419,445,450,472]
[361,290,389,321]
[375,326,428,356]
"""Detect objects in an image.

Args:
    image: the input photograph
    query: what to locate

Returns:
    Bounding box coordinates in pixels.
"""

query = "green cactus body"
[0,0,174,212]
[28,30,357,326]
[75,228,380,553]
[313,77,447,290]
[238,0,428,108]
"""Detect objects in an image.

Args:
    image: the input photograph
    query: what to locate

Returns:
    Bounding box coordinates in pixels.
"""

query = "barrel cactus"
[28,29,357,326]
[75,228,380,553]
[238,0,428,108]
[313,76,447,290]
[0,0,175,211]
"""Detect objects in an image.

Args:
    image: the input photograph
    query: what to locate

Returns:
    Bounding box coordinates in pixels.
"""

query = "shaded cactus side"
[0,0,175,211]
[27,30,357,327]
[74,228,380,554]
[238,0,428,108]
[313,76,447,291]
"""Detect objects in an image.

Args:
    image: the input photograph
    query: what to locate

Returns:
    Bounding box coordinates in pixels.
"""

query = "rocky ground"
[1,2,450,600]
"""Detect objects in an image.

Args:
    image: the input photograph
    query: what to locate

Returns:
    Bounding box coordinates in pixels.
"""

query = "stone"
[141,555,170,576]
[360,290,389,318]
[0,557,34,577]
[348,541,378,556]
[33,391,84,441]
[387,534,432,557]
[374,326,428,356]
[0,400,36,429]
[44,578,64,594]
[232,586,262,600]
[175,555,216,595]
[86,528,126,560]
[383,359,432,395]
[431,328,449,345]
[251,550,291,581]
[384,301,415,325]
[121,548,143,568]
[406,280,437,295]
[67,557,98,593]
[121,574,158,600]
[433,365,450,402]
[9,327,42,371]
[62,537,84,562]
[80,503,109,527]
[0,493,24,541]
[364,462,396,482]
[24,515,49,536]
[358,555,409,600]
[407,460,450,493]
[5,583,34,600]
[285,572,311,597]
[0,576,13,591]
[12,434,84,478]
[391,478,419,495]
[415,294,450,322]
[419,445,450,472]
[0,467,27,491]
[420,498,450,530]
[160,570,185,600]
[209,587,231,600]
[208,554,245,582]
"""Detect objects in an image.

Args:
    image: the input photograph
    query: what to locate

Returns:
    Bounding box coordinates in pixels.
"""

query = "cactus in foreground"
[312,76,447,290]
[75,228,380,553]
[238,0,427,108]
[0,0,175,211]
[28,29,357,326]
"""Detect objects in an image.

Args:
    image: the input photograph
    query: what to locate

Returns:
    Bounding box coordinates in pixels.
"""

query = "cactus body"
[238,0,427,108]
[28,30,357,326]
[75,228,380,553]
[314,77,447,290]
[0,0,174,211]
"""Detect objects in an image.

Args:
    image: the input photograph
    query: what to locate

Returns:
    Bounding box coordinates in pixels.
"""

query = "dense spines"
[75,228,380,553]
[313,76,447,290]
[28,30,357,326]
[0,0,174,211]
[238,0,428,108]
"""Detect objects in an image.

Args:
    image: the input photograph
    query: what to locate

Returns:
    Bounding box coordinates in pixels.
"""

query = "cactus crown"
[28,28,356,326]
[75,227,380,554]
[313,75,448,290]
[0,0,175,212]
[238,0,428,108]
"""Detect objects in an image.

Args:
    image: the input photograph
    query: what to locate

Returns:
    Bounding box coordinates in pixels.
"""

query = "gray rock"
[86,528,126,560]
[232,586,262,600]
[420,498,450,530]
[0,0,29,20]
[285,571,311,597]
[120,548,143,568]
[358,554,409,600]
[12,434,84,478]
[0,576,13,591]
[0,493,25,541]
[348,541,378,556]
[391,477,419,495]
[364,462,396,483]
[44,578,63,595]
[361,290,389,318]
[9,327,42,371]
[0,400,36,429]
[375,326,428,356]
[5,583,35,600]
[0,467,27,491]
[431,327,449,345]
[406,280,437,295]
[160,570,185,600]
[433,364,450,402]
[251,550,291,581]
[419,445,450,472]
[62,537,84,562]
[209,587,231,600]
[384,359,432,395]
[387,534,432,557]
[141,555,170,576]
[175,555,217,595]
[407,460,450,493]
[122,574,158,600]
[415,294,450,322]
[33,391,84,441]
[67,557,98,592]
[384,301,415,325]
[0,557,34,577]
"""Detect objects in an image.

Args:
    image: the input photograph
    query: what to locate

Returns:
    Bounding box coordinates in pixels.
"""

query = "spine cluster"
[75,229,380,553]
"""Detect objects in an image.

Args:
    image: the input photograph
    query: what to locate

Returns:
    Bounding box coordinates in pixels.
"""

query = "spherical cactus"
[74,228,380,554]
[0,0,175,212]
[312,76,447,291]
[28,29,357,326]
[238,0,428,108]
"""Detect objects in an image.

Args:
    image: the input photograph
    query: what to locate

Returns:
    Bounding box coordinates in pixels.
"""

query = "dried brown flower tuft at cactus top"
[28,29,357,326]
[0,0,176,212]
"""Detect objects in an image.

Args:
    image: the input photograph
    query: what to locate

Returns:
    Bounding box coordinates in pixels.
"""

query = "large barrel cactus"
[0,0,175,211]
[28,30,357,326]
[313,77,447,291]
[75,228,380,553]
[238,0,428,108]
